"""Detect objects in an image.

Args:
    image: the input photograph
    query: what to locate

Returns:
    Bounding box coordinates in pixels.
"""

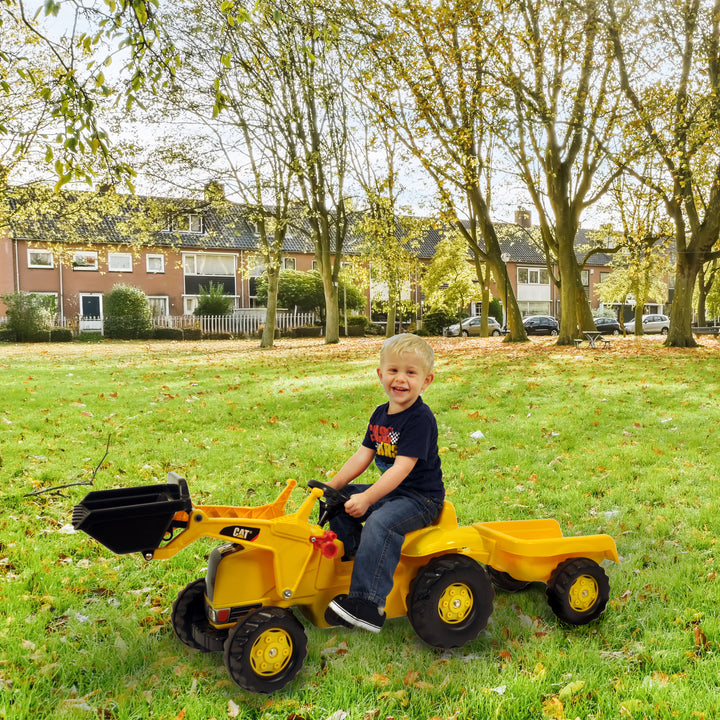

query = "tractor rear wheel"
[407,554,494,649]
[223,607,307,694]
[546,557,610,625]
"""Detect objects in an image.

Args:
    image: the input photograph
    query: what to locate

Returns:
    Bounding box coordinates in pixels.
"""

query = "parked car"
[624,314,670,334]
[523,315,559,335]
[444,316,504,337]
[593,316,624,335]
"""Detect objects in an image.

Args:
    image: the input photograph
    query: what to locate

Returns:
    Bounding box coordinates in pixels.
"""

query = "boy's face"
[376,350,434,413]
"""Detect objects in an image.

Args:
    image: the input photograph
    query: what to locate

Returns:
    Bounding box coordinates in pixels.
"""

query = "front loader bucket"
[72,473,192,556]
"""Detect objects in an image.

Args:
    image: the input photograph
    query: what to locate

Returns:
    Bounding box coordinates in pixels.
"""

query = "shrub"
[104,284,153,340]
[50,328,73,342]
[0,327,16,343]
[183,328,202,340]
[488,298,504,325]
[1,292,54,342]
[154,327,184,341]
[194,282,233,316]
[422,307,462,336]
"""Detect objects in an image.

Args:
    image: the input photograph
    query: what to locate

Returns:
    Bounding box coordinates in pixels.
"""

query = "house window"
[147,254,165,273]
[183,253,236,276]
[108,252,133,273]
[247,256,266,307]
[517,267,549,285]
[183,296,198,314]
[72,251,98,271]
[282,257,296,270]
[183,252,237,300]
[581,269,590,287]
[28,248,54,269]
[148,296,169,316]
[172,213,203,233]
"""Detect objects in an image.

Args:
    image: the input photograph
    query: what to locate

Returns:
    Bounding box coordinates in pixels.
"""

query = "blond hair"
[379,334,434,375]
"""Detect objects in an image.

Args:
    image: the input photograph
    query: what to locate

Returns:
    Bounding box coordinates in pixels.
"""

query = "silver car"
[624,314,670,334]
[444,316,504,337]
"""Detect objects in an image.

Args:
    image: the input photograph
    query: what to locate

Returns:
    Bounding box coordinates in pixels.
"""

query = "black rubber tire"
[223,607,307,694]
[545,557,610,625]
[407,555,494,649]
[171,578,226,652]
[487,566,531,593]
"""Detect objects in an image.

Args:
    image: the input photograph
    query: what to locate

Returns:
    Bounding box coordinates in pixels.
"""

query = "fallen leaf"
[558,680,585,699]
[542,695,565,719]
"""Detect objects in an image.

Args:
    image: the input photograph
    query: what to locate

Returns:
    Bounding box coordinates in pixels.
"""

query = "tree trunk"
[261,265,280,349]
[667,258,699,348]
[324,281,340,343]
[386,295,397,338]
[697,266,707,327]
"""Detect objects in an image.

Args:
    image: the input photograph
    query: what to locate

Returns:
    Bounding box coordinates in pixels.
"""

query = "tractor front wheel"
[407,554,494,649]
[172,578,227,652]
[223,607,307,694]
[546,557,610,625]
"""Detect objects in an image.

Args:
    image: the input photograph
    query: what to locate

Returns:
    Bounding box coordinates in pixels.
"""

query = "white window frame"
[183,296,199,314]
[148,295,169,316]
[27,248,54,269]
[183,252,236,276]
[282,257,296,270]
[517,267,550,285]
[146,254,165,274]
[174,213,203,233]
[108,252,133,273]
[72,251,99,271]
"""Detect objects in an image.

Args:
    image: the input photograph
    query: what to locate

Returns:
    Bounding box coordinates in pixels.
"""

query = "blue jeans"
[330,485,444,608]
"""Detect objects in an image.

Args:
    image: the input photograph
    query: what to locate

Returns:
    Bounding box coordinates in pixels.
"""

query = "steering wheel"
[307,479,350,526]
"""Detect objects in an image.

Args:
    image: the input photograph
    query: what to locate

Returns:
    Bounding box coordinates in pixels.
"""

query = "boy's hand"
[344,492,372,518]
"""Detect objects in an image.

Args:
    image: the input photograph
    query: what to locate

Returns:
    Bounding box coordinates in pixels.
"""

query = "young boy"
[325,334,444,632]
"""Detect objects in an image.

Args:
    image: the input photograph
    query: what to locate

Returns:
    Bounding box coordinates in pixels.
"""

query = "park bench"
[693,327,719,337]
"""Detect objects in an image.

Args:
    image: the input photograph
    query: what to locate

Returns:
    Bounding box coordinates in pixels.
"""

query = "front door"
[79,294,103,333]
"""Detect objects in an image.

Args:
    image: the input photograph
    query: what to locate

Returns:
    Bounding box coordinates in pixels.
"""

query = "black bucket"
[72,473,192,556]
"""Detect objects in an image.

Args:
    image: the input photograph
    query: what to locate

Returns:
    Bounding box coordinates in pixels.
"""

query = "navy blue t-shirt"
[361,396,444,499]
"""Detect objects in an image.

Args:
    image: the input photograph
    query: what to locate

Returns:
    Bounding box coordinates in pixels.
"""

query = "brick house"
[0,190,614,325]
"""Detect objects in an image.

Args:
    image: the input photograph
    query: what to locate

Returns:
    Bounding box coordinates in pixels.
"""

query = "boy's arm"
[327,445,376,491]
[343,455,418,518]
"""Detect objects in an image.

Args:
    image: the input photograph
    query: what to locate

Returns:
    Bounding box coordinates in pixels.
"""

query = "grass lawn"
[1,335,719,720]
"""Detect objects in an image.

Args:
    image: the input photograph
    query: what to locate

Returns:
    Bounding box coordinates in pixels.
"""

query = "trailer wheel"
[487,566,531,593]
[171,578,226,652]
[546,557,610,625]
[407,555,494,649]
[223,607,307,694]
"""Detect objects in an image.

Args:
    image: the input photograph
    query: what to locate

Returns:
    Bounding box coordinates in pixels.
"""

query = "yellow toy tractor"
[72,474,618,694]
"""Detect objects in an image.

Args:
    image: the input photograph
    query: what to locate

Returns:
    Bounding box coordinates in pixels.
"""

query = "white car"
[444,316,504,337]
[624,314,670,334]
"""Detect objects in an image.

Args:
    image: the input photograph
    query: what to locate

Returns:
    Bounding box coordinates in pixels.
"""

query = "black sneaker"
[328,595,385,633]
[324,595,352,628]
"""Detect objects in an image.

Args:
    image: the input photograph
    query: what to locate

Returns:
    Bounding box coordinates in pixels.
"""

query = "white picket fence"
[152,312,316,335]
[0,312,317,337]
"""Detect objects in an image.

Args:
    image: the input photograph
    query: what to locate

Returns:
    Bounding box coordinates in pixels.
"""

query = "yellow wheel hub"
[249,629,293,677]
[568,575,599,612]
[438,583,473,624]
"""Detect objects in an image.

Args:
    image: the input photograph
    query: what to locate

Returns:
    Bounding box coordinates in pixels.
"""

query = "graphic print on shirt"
[368,423,400,462]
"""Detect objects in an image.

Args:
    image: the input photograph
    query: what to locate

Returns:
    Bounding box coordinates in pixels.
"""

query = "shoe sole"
[328,600,383,633]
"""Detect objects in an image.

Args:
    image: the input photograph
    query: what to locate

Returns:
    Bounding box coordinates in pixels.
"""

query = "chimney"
[204,181,225,202]
[515,207,531,228]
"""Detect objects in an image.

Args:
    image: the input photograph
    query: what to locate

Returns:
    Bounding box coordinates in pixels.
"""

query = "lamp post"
[501,252,510,332]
